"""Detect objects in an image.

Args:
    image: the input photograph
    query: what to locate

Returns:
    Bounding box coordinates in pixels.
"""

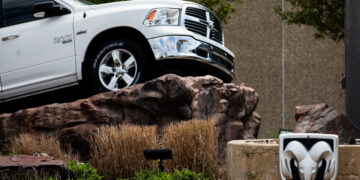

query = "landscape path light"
[144,149,173,171]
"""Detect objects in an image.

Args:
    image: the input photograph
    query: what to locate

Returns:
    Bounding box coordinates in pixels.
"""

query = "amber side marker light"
[146,10,157,20]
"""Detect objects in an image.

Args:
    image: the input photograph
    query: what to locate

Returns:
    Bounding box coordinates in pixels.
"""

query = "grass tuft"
[4,120,220,179]
[5,133,76,161]
[160,119,218,179]
[89,125,158,179]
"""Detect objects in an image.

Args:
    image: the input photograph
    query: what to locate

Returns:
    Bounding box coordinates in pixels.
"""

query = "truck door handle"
[2,34,20,41]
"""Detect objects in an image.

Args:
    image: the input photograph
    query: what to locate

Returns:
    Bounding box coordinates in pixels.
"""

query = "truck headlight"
[144,8,180,26]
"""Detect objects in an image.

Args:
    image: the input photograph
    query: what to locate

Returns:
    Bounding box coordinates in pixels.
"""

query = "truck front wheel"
[87,39,148,92]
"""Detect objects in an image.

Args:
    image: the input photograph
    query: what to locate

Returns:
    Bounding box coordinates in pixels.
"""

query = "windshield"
[67,0,94,5]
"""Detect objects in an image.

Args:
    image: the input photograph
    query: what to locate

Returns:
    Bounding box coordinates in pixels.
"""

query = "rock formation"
[0,74,260,156]
[0,155,69,179]
[293,103,355,144]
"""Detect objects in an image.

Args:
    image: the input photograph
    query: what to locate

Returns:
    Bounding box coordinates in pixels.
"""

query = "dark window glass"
[0,0,3,27]
[2,0,55,26]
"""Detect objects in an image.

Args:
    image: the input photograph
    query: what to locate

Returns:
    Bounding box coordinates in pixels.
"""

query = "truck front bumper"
[148,36,235,82]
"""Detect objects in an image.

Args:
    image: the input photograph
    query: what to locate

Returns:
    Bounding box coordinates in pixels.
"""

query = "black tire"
[85,39,149,93]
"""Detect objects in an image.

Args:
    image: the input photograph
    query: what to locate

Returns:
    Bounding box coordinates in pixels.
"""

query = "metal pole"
[281,0,286,129]
[345,0,360,137]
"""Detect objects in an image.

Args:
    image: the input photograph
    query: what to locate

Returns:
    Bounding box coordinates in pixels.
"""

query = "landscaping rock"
[0,155,69,179]
[0,74,260,156]
[293,103,355,144]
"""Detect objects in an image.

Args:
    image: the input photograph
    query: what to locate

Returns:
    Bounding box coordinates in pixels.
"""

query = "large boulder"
[0,155,69,179]
[293,103,355,144]
[0,74,260,155]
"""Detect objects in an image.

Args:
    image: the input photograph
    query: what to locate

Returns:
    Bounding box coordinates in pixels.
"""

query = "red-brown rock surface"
[0,155,65,167]
[0,74,260,155]
[0,155,68,179]
[294,103,355,144]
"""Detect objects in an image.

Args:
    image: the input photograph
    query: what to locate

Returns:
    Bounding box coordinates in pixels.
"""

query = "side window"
[0,0,3,27]
[2,0,56,27]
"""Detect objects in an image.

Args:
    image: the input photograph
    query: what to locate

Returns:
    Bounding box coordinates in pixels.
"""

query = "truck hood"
[90,0,197,10]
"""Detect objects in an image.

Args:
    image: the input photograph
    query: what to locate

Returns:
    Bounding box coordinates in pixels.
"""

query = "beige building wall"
[223,0,345,136]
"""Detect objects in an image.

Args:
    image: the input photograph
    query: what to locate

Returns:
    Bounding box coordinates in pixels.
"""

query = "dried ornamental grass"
[89,125,158,179]
[160,119,218,179]
[5,133,72,160]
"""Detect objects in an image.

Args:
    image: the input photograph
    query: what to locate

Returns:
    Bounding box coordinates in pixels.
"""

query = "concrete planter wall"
[226,140,360,180]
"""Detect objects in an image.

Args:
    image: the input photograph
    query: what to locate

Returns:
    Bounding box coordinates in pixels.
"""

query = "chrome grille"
[184,20,207,37]
[184,6,223,44]
[210,14,223,43]
[185,7,206,20]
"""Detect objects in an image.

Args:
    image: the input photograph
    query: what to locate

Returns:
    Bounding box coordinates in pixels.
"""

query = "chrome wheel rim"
[98,49,138,91]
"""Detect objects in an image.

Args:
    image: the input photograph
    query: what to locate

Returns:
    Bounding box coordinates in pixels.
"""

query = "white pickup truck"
[0,0,234,102]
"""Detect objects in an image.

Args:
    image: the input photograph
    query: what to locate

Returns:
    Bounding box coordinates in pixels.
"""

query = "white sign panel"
[279,133,338,180]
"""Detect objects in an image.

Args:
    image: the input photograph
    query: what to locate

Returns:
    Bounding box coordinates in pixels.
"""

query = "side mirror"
[33,1,70,18]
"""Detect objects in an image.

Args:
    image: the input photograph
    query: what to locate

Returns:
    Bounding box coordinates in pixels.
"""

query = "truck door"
[0,1,3,102]
[0,77,2,102]
[0,0,76,100]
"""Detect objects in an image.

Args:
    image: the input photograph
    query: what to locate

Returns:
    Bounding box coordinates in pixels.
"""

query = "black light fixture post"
[144,149,173,171]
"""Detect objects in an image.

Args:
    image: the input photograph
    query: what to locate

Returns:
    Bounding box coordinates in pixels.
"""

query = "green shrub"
[118,168,208,180]
[0,161,102,180]
[0,152,18,157]
[275,0,344,41]
[134,169,171,180]
[172,169,208,180]
[67,161,103,180]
